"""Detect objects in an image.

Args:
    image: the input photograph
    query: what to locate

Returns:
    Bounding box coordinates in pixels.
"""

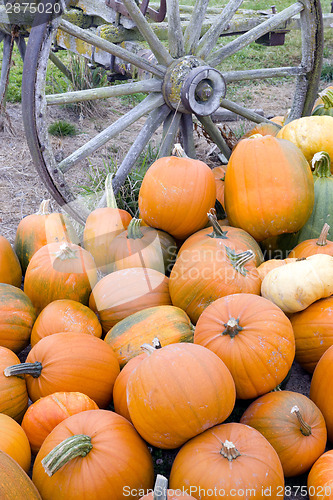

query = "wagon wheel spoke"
[0,35,12,104]
[180,114,196,159]
[58,93,165,173]
[122,0,173,65]
[15,35,27,61]
[197,115,231,159]
[223,66,307,83]
[219,98,275,125]
[183,0,210,55]
[166,0,185,58]
[207,2,304,67]
[159,110,182,157]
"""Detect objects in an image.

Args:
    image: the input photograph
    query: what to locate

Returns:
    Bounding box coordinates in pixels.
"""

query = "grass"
[48,120,78,137]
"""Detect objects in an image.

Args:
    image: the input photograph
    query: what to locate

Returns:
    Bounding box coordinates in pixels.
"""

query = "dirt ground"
[0,79,331,498]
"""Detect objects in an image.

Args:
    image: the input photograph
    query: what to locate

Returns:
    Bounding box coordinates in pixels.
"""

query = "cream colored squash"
[261,254,333,313]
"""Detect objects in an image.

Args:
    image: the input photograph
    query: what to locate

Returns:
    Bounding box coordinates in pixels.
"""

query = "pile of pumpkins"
[0,103,333,499]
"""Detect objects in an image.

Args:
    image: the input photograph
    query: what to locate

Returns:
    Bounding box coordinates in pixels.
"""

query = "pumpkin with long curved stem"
[224,134,314,241]
[312,87,333,117]
[21,392,99,454]
[194,293,295,399]
[288,223,333,258]
[83,174,132,271]
[0,413,31,473]
[30,299,102,346]
[4,332,120,408]
[310,345,333,442]
[0,347,28,422]
[291,296,333,373]
[169,422,284,499]
[308,450,333,500]
[240,391,327,477]
[0,236,22,287]
[0,450,41,499]
[0,284,36,353]
[32,409,154,500]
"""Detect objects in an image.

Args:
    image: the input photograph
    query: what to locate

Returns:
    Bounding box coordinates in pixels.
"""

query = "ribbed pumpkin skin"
[0,413,31,473]
[310,345,333,442]
[89,267,171,333]
[0,236,22,287]
[169,422,284,500]
[30,299,102,347]
[32,410,154,500]
[194,293,295,399]
[291,296,333,373]
[240,391,327,477]
[240,121,281,139]
[25,332,120,408]
[212,165,227,209]
[127,343,236,449]
[21,392,99,454]
[277,116,333,167]
[0,450,41,499]
[0,347,28,422]
[104,305,193,367]
[24,242,98,314]
[308,450,333,500]
[224,135,314,241]
[0,284,36,353]
[138,156,216,240]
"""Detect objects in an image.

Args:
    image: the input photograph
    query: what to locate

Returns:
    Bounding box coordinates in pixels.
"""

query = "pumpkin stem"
[225,246,255,276]
[105,173,118,209]
[127,218,144,240]
[318,88,333,109]
[316,223,330,246]
[291,405,312,436]
[55,242,78,260]
[36,199,51,215]
[141,338,162,354]
[312,151,332,177]
[42,434,93,477]
[172,143,188,158]
[4,361,42,378]
[206,209,229,239]
[220,440,241,461]
[152,337,162,349]
[222,318,243,338]
[153,474,168,500]
[248,133,263,139]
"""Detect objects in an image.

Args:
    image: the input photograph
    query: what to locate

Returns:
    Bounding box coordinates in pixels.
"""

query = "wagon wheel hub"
[162,56,226,116]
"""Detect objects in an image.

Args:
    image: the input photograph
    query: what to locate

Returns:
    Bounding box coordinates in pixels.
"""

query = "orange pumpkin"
[289,223,333,258]
[169,243,261,324]
[169,422,284,499]
[0,450,41,499]
[240,391,327,477]
[0,413,31,472]
[0,236,22,287]
[0,347,28,422]
[104,305,193,368]
[310,345,333,442]
[14,199,72,273]
[257,257,297,281]
[308,450,333,500]
[224,134,314,241]
[127,342,236,449]
[4,332,120,408]
[32,410,154,500]
[24,242,98,314]
[194,293,295,399]
[89,267,171,333]
[212,165,227,209]
[83,174,132,270]
[30,299,102,346]
[291,296,333,373]
[138,146,216,240]
[21,392,99,454]
[0,284,36,353]
[239,121,281,140]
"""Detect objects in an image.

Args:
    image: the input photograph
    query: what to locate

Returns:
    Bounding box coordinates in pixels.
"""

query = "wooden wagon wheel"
[21,0,324,224]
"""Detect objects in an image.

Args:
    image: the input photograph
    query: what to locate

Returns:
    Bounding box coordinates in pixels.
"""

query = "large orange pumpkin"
[0,347,28,422]
[21,392,99,454]
[24,242,98,314]
[257,257,297,281]
[308,450,333,500]
[0,283,36,353]
[310,345,333,442]
[30,299,102,346]
[0,450,41,499]
[288,223,333,258]
[14,199,72,273]
[89,267,171,333]
[291,296,333,373]
[240,391,327,477]
[0,413,31,473]
[104,305,193,367]
[224,134,314,241]
[32,410,154,500]
[194,293,295,399]
[127,342,236,449]
[0,236,22,287]
[169,422,284,500]
[138,147,216,240]
[4,332,120,408]
[212,165,227,209]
